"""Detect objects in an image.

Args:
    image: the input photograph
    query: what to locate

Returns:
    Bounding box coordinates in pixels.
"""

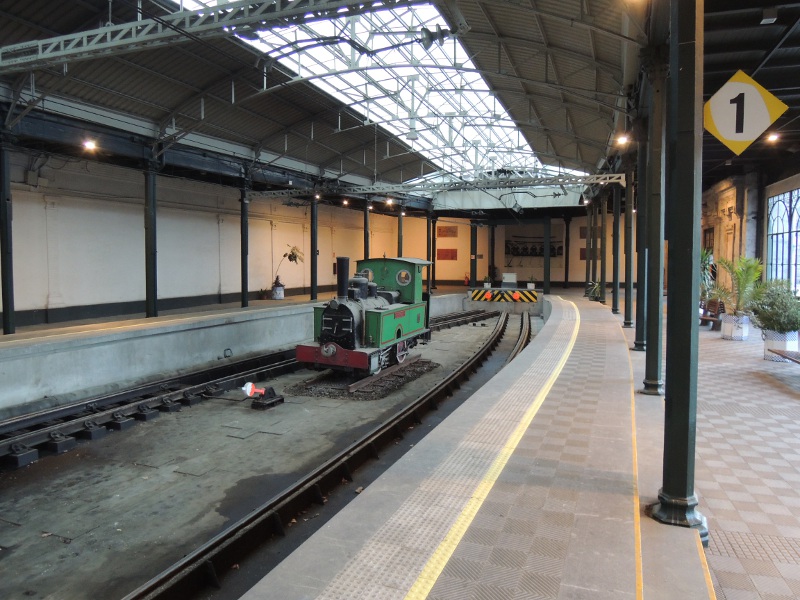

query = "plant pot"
[271,285,285,300]
[526,283,535,290]
[721,313,749,340]
[763,329,799,361]
[483,282,491,288]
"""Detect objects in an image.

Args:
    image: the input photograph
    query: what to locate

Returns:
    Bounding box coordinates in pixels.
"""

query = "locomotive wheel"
[394,340,409,363]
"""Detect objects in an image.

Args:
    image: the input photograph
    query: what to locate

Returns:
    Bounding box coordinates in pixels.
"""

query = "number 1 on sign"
[729,92,744,134]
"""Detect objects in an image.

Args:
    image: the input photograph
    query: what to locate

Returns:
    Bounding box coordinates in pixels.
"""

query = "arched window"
[767,189,800,291]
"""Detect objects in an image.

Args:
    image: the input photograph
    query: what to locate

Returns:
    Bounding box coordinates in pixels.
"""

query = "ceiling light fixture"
[83,139,97,151]
[761,8,778,25]
[767,132,779,142]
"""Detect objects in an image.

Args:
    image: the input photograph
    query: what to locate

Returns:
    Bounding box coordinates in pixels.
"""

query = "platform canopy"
[1,1,799,212]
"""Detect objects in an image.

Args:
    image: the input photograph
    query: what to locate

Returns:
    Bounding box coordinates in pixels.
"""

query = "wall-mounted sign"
[704,70,788,156]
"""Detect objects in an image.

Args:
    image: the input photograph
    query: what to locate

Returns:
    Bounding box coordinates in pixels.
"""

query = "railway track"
[0,351,299,468]
[121,310,531,600]
[0,311,495,470]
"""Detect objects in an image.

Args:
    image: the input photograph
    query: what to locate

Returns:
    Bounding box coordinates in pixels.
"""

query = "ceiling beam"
[0,0,427,75]
[251,172,625,198]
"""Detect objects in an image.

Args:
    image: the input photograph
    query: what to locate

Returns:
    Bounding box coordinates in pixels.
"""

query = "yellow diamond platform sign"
[704,70,788,156]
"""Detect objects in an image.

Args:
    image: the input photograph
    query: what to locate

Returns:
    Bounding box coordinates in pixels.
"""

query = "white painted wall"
[2,149,636,318]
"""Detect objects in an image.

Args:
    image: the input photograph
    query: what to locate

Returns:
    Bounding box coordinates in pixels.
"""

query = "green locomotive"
[296,256,431,375]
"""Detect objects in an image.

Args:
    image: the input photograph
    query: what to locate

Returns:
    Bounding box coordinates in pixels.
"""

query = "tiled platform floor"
[620,294,800,600]
[690,324,800,598]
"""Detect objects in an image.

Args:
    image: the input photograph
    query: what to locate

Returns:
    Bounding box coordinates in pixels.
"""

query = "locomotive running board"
[347,354,421,393]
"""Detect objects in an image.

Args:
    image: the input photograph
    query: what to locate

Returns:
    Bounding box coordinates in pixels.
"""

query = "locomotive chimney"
[336,257,350,300]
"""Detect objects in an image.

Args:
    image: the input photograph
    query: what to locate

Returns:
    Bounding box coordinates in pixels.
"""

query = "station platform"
[240,293,716,600]
[236,288,800,600]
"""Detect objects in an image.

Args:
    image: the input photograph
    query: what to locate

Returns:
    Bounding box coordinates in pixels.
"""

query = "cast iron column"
[624,161,635,327]
[634,118,649,350]
[600,194,607,304]
[469,221,478,287]
[0,140,14,334]
[642,55,667,395]
[240,182,249,307]
[310,196,318,300]
[653,0,708,544]
[584,205,592,295]
[489,225,496,285]
[591,201,598,292]
[612,185,621,314]
[431,216,438,288]
[426,211,432,293]
[144,159,158,318]
[563,216,571,288]
[544,217,551,294]
[363,201,370,259]
[397,210,403,257]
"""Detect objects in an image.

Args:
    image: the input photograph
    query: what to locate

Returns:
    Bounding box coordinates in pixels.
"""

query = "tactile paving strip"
[709,530,800,563]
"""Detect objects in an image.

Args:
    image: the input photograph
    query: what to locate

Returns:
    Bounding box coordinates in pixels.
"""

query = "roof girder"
[0,0,428,75]
[251,172,625,198]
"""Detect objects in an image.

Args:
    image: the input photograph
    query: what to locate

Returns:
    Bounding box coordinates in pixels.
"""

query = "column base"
[623,320,633,328]
[632,341,646,351]
[640,378,664,395]
[651,490,709,547]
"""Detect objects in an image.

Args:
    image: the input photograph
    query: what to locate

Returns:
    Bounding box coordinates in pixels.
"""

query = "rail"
[121,312,514,600]
[0,351,298,467]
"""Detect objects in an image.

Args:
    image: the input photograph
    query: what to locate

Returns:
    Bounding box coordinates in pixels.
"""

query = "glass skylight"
[181,1,546,183]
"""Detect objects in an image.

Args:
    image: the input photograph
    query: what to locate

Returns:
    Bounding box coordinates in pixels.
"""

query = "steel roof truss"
[0,0,426,75]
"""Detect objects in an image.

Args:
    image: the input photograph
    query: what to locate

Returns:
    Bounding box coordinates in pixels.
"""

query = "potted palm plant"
[752,279,800,361]
[715,256,763,340]
[699,248,714,302]
[271,245,304,300]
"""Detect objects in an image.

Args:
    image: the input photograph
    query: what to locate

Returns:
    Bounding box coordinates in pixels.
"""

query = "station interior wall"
[701,173,759,288]
[2,149,638,322]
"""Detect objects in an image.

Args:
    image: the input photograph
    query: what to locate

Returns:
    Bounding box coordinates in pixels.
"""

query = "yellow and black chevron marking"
[470,288,538,303]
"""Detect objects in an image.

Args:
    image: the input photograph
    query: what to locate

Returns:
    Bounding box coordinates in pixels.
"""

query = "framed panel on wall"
[437,248,457,260]
[437,226,458,238]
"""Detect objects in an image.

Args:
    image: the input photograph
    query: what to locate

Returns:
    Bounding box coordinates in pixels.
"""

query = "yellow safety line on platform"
[623,325,644,600]
[404,301,580,600]
[697,533,718,599]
